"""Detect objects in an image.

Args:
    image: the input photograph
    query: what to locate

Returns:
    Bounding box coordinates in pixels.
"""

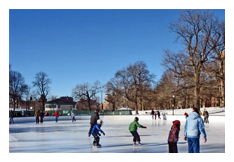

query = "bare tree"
[72,80,101,112]
[115,61,155,114]
[212,20,225,107]
[105,78,123,111]
[9,70,28,111]
[169,10,224,109]
[32,72,52,111]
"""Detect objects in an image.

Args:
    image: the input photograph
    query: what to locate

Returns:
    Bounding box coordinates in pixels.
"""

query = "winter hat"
[173,120,180,126]
[173,120,181,130]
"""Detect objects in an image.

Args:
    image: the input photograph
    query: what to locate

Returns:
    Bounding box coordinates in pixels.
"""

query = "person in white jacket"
[184,108,207,153]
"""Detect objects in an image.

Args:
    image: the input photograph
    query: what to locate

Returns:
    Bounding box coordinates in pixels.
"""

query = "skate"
[97,144,102,148]
[133,142,142,146]
[93,141,97,147]
[137,142,142,145]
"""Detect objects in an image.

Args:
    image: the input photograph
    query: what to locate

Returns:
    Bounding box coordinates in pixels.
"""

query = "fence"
[9,110,132,117]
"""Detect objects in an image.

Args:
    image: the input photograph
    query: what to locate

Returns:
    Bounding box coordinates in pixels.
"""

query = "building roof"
[46,96,76,105]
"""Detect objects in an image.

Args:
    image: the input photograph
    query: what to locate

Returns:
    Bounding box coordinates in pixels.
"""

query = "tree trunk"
[219,60,225,107]
[135,101,139,114]
[88,98,91,112]
[194,72,201,110]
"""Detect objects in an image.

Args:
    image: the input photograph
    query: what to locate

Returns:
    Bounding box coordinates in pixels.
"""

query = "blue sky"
[9,9,225,99]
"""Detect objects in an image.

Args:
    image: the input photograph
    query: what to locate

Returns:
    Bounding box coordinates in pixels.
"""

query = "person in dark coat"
[40,111,44,123]
[204,110,209,123]
[9,110,14,124]
[150,109,155,119]
[88,109,100,137]
[157,111,161,119]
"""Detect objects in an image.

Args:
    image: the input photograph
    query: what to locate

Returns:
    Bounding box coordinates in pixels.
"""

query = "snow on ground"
[135,107,225,116]
[9,108,225,153]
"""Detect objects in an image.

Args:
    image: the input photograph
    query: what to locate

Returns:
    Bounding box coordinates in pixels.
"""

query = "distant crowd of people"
[9,110,76,124]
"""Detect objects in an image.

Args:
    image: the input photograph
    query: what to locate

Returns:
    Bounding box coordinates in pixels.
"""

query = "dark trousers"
[89,124,95,135]
[204,117,209,123]
[130,131,141,142]
[9,117,14,124]
[92,133,100,146]
[40,117,43,123]
[72,117,76,122]
[188,138,200,153]
[168,142,178,153]
[36,117,39,124]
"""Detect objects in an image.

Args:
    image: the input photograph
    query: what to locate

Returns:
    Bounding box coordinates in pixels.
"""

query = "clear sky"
[9,9,225,99]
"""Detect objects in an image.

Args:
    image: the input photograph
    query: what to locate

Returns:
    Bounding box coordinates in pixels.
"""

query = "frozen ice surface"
[9,115,225,153]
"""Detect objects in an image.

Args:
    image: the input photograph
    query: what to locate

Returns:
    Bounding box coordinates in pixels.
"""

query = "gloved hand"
[143,126,147,129]
[102,132,105,136]
[98,133,101,136]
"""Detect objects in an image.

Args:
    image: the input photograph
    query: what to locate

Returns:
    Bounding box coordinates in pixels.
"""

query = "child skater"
[91,119,105,148]
[168,120,180,153]
[129,117,147,146]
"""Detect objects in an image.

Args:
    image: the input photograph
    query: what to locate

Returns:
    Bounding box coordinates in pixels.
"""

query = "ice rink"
[9,115,225,153]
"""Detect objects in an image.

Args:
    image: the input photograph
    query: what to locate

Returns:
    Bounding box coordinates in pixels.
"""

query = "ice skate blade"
[133,144,142,146]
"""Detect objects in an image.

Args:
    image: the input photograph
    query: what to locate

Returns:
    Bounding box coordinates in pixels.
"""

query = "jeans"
[55,116,58,122]
[187,138,200,153]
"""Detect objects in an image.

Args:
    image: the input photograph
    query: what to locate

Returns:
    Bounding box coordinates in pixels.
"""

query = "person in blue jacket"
[91,119,105,148]
[184,108,207,153]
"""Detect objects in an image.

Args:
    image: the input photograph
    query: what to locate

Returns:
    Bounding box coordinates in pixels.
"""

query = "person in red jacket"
[54,110,59,122]
[154,111,157,120]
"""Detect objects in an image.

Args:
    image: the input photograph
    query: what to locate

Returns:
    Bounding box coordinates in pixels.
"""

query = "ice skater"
[35,110,40,124]
[71,111,76,122]
[157,110,161,119]
[91,119,105,148]
[40,110,44,123]
[9,110,14,124]
[129,117,147,145]
[203,110,209,123]
[154,111,157,120]
[151,109,155,119]
[184,108,207,153]
[88,109,100,137]
[54,110,59,122]
[168,120,180,153]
